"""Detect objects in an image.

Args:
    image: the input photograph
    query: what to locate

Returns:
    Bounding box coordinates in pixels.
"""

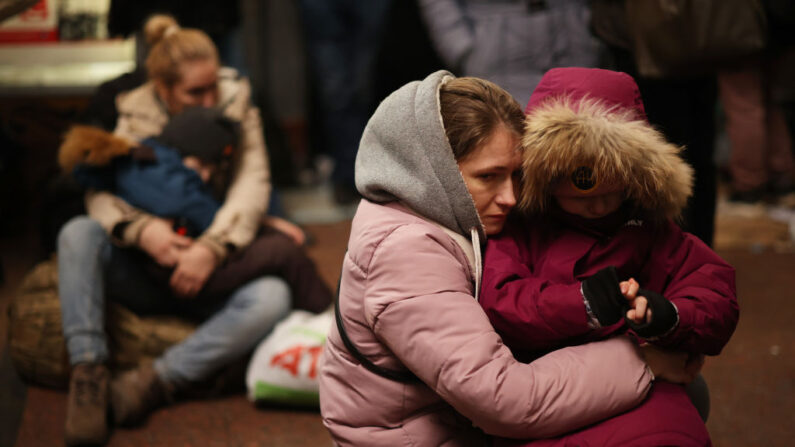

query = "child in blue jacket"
[66,107,237,237]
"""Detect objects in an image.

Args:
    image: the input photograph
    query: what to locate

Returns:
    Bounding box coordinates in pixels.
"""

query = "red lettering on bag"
[307,346,323,379]
[270,344,325,379]
[270,345,304,377]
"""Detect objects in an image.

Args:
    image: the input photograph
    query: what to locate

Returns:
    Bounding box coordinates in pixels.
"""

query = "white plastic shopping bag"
[246,308,333,406]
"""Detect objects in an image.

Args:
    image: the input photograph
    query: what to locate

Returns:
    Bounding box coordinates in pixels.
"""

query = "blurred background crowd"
[0,0,793,259]
[0,1,793,446]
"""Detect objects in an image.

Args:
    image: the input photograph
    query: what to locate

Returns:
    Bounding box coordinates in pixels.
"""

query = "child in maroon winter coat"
[479,68,739,446]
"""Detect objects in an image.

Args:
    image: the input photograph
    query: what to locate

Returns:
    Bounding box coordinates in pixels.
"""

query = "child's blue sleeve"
[114,141,220,235]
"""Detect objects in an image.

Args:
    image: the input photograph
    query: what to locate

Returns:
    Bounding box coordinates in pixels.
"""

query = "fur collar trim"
[58,125,136,172]
[521,97,693,221]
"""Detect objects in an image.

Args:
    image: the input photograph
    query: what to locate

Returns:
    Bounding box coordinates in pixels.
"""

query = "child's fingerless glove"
[625,288,679,338]
[581,266,628,326]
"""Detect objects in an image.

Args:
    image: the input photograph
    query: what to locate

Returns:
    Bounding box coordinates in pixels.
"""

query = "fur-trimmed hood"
[58,125,137,173]
[521,67,693,221]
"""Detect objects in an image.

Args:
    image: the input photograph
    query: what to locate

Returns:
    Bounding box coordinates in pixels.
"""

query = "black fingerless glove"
[581,266,628,326]
[625,288,678,338]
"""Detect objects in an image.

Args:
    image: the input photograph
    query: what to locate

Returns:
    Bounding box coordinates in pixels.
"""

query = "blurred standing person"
[417,0,603,107]
[298,0,393,204]
[720,60,794,203]
[631,77,718,246]
[719,0,795,203]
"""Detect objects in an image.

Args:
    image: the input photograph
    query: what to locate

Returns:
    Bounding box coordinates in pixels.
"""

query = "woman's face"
[458,126,522,235]
[158,58,219,115]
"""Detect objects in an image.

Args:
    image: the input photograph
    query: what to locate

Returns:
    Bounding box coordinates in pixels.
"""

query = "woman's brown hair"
[439,77,525,161]
[143,14,219,86]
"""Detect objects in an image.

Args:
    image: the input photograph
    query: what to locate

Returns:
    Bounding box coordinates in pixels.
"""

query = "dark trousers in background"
[610,48,718,246]
[106,228,333,320]
[299,0,392,193]
[638,77,718,247]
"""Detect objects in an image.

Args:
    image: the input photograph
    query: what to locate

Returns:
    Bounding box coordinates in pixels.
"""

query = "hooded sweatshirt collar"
[355,70,484,240]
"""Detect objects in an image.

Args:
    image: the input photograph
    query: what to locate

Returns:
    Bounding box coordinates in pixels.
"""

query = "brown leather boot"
[64,363,110,446]
[110,363,172,427]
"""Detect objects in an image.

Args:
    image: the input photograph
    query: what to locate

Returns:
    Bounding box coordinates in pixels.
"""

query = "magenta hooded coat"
[480,68,739,446]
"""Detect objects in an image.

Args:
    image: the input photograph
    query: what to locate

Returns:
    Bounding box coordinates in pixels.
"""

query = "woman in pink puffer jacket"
[319,71,698,446]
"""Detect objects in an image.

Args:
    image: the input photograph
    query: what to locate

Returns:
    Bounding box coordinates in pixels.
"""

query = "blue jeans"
[58,216,292,385]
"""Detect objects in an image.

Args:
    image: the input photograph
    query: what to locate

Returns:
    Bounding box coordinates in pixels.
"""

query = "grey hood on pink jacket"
[320,71,654,446]
[356,71,484,240]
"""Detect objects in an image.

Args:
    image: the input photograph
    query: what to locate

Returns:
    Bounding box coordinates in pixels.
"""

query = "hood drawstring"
[470,227,482,301]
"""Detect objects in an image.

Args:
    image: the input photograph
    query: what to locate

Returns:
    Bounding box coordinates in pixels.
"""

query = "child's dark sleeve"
[641,220,739,355]
[71,164,117,191]
[480,221,613,353]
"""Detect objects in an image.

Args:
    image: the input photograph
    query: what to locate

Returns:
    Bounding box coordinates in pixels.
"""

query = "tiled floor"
[1,183,794,446]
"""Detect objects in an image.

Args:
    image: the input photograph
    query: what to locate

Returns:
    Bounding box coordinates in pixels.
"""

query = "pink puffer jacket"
[319,200,654,446]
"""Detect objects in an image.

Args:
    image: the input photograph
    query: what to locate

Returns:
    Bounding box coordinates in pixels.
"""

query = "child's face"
[553,184,624,219]
[182,156,216,184]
